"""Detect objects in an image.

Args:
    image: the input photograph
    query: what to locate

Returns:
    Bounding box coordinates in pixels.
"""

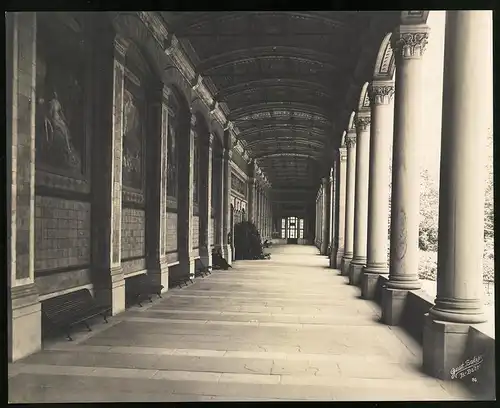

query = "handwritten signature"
[450,355,483,380]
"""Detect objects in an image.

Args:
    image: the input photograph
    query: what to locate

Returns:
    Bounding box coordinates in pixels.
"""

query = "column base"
[147,259,169,294]
[423,313,472,380]
[199,245,213,270]
[222,245,232,266]
[94,266,125,316]
[429,301,487,324]
[361,268,389,300]
[340,254,352,276]
[181,257,196,280]
[8,284,42,362]
[335,248,344,271]
[381,286,409,326]
[348,259,366,286]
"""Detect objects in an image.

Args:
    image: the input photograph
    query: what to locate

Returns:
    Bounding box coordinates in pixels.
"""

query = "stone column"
[341,130,357,275]
[248,177,255,223]
[361,82,395,299]
[334,147,348,269]
[328,167,335,258]
[7,12,41,362]
[145,85,170,292]
[178,113,196,279]
[423,10,493,380]
[320,177,329,254]
[382,24,429,325]
[199,133,214,268]
[91,35,127,316]
[349,114,371,285]
[222,138,233,263]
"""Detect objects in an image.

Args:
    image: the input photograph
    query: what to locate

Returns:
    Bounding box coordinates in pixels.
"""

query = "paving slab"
[8,245,473,402]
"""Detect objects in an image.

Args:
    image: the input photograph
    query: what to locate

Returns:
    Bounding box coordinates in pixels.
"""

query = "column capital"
[355,115,371,131]
[208,132,215,146]
[114,35,129,59]
[345,132,357,148]
[339,147,348,162]
[190,112,197,127]
[321,177,328,186]
[392,25,430,60]
[369,81,395,106]
[223,148,232,160]
[329,167,334,183]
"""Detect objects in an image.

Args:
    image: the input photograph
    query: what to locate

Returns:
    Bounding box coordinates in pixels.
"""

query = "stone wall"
[166,211,178,263]
[120,208,146,259]
[34,196,91,271]
[192,215,199,249]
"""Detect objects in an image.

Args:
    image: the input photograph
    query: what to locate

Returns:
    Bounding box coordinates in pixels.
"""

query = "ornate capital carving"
[208,133,215,146]
[339,147,348,162]
[210,100,219,114]
[164,33,179,55]
[369,82,395,105]
[392,28,429,59]
[329,167,334,183]
[190,113,197,127]
[114,35,129,59]
[345,133,357,149]
[224,149,233,161]
[192,74,203,91]
[355,116,371,131]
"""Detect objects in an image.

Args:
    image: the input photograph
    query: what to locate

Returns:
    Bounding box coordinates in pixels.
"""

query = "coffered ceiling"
[161,11,399,188]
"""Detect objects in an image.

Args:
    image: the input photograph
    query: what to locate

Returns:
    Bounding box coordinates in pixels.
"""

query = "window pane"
[299,219,304,228]
[299,229,304,238]
[281,229,286,238]
[281,218,286,228]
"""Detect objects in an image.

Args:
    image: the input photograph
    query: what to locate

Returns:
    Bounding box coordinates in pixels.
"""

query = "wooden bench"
[126,274,164,307]
[41,289,111,341]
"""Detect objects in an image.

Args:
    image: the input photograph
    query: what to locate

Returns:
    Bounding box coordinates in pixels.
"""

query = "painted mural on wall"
[166,96,179,198]
[231,174,247,197]
[35,26,85,177]
[122,77,144,191]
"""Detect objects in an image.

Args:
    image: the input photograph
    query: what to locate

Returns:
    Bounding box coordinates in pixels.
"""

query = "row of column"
[248,168,272,239]
[327,12,492,379]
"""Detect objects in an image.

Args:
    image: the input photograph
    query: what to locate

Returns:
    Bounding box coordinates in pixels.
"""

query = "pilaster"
[91,34,128,315]
[7,12,41,361]
[199,133,214,268]
[145,84,170,292]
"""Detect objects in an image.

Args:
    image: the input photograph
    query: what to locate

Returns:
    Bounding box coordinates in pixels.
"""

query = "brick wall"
[34,196,91,271]
[210,217,215,247]
[166,212,178,263]
[121,207,146,259]
[192,215,199,249]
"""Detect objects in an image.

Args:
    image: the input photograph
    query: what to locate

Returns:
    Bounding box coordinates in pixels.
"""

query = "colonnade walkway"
[8,245,473,402]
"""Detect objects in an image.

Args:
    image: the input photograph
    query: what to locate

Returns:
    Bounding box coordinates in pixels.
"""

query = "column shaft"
[349,115,371,285]
[320,178,328,254]
[334,148,347,269]
[341,131,357,275]
[423,11,493,381]
[430,11,492,324]
[362,82,395,298]
[199,134,214,268]
[382,24,429,325]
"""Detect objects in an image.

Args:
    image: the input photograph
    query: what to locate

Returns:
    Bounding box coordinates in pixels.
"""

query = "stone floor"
[9,245,473,402]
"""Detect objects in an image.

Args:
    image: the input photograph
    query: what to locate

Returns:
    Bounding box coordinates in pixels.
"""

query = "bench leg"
[66,332,73,341]
[83,321,92,332]
[148,296,153,303]
[101,313,109,323]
